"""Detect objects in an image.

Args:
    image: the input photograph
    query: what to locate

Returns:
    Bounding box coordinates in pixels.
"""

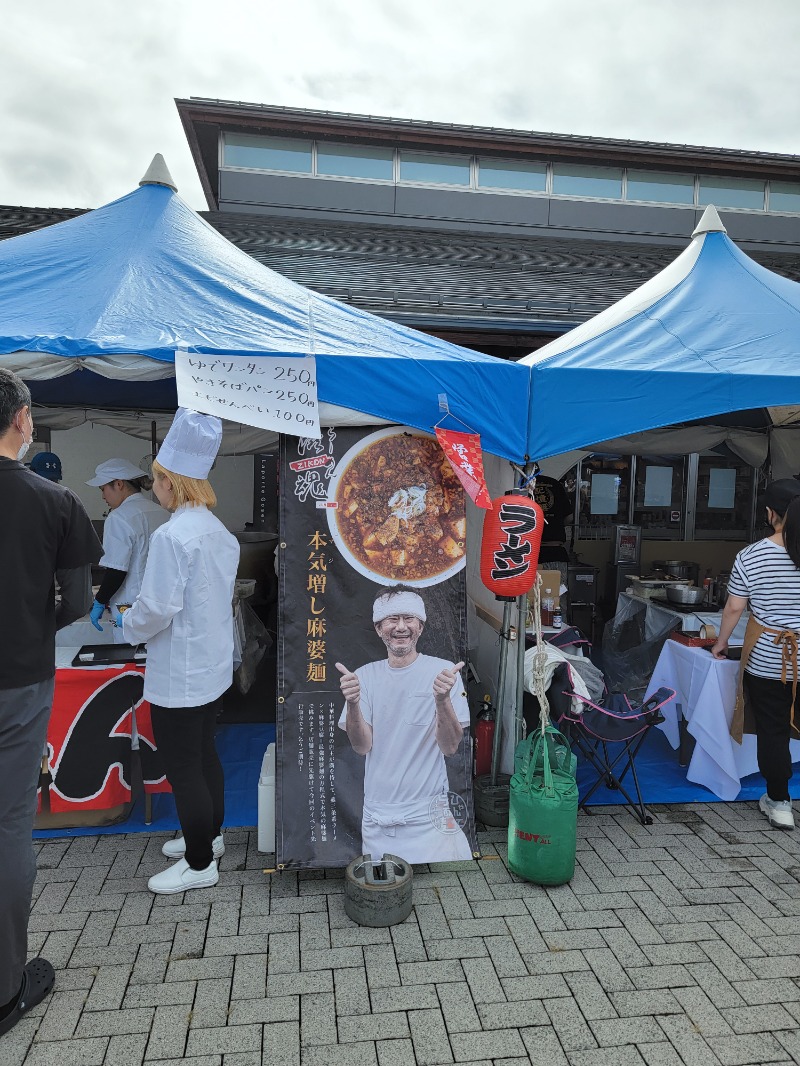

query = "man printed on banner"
[336,585,472,863]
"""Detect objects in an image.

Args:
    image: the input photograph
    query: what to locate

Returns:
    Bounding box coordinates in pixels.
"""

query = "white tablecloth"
[619,593,749,646]
[646,639,800,801]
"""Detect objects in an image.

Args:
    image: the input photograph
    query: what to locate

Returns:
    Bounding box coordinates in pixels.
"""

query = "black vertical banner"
[277,426,479,869]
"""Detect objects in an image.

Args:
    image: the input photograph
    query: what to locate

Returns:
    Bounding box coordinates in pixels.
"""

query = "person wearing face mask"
[712,479,800,830]
[85,459,167,640]
[115,409,239,894]
[0,369,102,1039]
[336,584,472,863]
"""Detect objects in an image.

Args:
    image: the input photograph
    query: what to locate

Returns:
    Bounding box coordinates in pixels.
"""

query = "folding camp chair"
[522,625,597,737]
[543,625,592,657]
[555,686,675,825]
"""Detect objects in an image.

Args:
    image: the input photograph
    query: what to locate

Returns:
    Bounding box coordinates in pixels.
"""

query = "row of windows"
[221,133,800,213]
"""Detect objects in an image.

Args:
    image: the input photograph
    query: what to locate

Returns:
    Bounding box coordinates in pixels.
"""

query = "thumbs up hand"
[433,661,465,702]
[336,662,361,705]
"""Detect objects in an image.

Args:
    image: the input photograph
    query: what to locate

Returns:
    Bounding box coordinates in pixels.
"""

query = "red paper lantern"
[480,492,544,601]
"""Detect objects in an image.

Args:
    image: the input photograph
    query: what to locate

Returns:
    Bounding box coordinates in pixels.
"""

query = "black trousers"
[151,697,225,870]
[744,672,797,802]
[0,678,54,1005]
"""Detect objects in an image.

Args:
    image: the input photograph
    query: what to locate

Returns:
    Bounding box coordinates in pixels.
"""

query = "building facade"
[174,97,800,358]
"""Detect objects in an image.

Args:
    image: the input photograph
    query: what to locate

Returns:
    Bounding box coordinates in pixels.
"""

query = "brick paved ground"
[6,801,800,1065]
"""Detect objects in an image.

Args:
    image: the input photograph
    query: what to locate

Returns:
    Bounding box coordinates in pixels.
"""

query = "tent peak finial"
[139,154,177,192]
[692,204,726,238]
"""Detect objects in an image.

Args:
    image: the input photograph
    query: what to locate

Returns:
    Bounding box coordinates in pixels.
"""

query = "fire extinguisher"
[473,695,495,778]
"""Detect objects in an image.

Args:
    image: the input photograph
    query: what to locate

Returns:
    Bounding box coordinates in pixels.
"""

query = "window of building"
[632,456,688,540]
[316,143,394,181]
[552,164,623,199]
[219,132,785,218]
[698,176,764,211]
[626,170,695,205]
[694,456,756,541]
[399,151,471,186]
[769,181,800,214]
[477,158,547,193]
[223,134,312,173]
[576,455,632,538]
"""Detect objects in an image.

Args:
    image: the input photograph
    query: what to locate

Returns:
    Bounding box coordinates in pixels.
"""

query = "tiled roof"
[206,211,800,332]
[0,205,86,241]
[3,204,800,336]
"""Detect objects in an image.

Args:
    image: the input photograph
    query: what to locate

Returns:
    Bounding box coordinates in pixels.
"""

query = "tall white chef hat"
[156,408,222,479]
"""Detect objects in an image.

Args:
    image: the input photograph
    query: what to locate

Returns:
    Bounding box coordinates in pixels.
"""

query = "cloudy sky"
[2,0,798,212]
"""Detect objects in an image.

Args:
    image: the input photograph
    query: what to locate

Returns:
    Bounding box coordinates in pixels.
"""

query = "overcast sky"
[2,0,798,212]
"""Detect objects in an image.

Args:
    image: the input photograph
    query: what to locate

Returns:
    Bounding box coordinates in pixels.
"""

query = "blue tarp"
[5,185,800,464]
[522,221,800,459]
[0,181,531,461]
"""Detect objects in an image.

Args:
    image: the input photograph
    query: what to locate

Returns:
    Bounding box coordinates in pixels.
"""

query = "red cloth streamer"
[480,492,544,600]
[435,427,493,509]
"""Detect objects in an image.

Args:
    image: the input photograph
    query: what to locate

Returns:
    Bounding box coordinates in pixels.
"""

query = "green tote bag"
[508,725,578,886]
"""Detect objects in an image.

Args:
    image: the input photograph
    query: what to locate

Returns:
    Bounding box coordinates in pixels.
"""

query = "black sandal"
[0,958,55,1037]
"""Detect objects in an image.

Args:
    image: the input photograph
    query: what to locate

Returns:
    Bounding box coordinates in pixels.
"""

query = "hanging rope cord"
[529,573,551,737]
[511,461,551,740]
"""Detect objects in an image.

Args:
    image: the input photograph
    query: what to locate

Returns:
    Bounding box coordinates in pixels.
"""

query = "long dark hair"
[782,496,800,569]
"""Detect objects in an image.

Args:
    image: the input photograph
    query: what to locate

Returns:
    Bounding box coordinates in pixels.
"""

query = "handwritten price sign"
[175,352,321,439]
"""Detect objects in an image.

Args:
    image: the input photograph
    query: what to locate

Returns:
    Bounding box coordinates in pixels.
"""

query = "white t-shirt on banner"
[338,653,470,806]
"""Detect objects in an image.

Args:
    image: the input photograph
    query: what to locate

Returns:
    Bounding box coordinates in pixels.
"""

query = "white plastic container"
[257,743,276,854]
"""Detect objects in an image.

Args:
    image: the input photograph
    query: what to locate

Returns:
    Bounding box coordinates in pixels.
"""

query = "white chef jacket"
[121,504,240,707]
[100,493,167,609]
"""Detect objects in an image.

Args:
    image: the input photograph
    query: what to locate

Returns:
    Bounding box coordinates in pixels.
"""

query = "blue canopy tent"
[0,157,531,462]
[520,206,800,461]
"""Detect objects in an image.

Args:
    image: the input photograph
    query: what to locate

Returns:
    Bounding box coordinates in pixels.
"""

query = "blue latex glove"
[111,610,124,630]
[90,600,107,631]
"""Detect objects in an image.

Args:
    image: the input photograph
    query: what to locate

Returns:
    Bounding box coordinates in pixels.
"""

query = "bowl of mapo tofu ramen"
[328,429,466,586]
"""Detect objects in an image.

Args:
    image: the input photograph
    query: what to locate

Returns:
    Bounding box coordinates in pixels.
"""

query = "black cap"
[761,479,800,515]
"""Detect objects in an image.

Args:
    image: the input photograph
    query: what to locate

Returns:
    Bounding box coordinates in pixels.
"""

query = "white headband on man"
[373,591,427,624]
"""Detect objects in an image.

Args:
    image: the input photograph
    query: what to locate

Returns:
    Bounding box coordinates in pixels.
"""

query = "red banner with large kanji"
[40,665,170,813]
[134,698,171,794]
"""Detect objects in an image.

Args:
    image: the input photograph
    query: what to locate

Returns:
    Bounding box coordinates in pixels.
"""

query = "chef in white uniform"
[337,586,473,864]
[86,459,167,641]
[116,410,240,895]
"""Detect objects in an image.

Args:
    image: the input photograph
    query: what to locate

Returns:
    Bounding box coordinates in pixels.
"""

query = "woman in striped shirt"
[712,479,800,829]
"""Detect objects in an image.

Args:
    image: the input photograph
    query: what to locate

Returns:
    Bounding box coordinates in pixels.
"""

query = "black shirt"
[0,458,102,689]
[533,475,572,544]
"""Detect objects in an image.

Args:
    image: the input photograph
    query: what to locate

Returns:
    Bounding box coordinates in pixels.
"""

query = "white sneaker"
[161,834,225,859]
[759,793,795,830]
[148,858,219,895]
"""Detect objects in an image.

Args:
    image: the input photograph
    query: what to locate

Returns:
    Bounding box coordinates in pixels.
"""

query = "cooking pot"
[653,560,700,586]
[666,584,706,606]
